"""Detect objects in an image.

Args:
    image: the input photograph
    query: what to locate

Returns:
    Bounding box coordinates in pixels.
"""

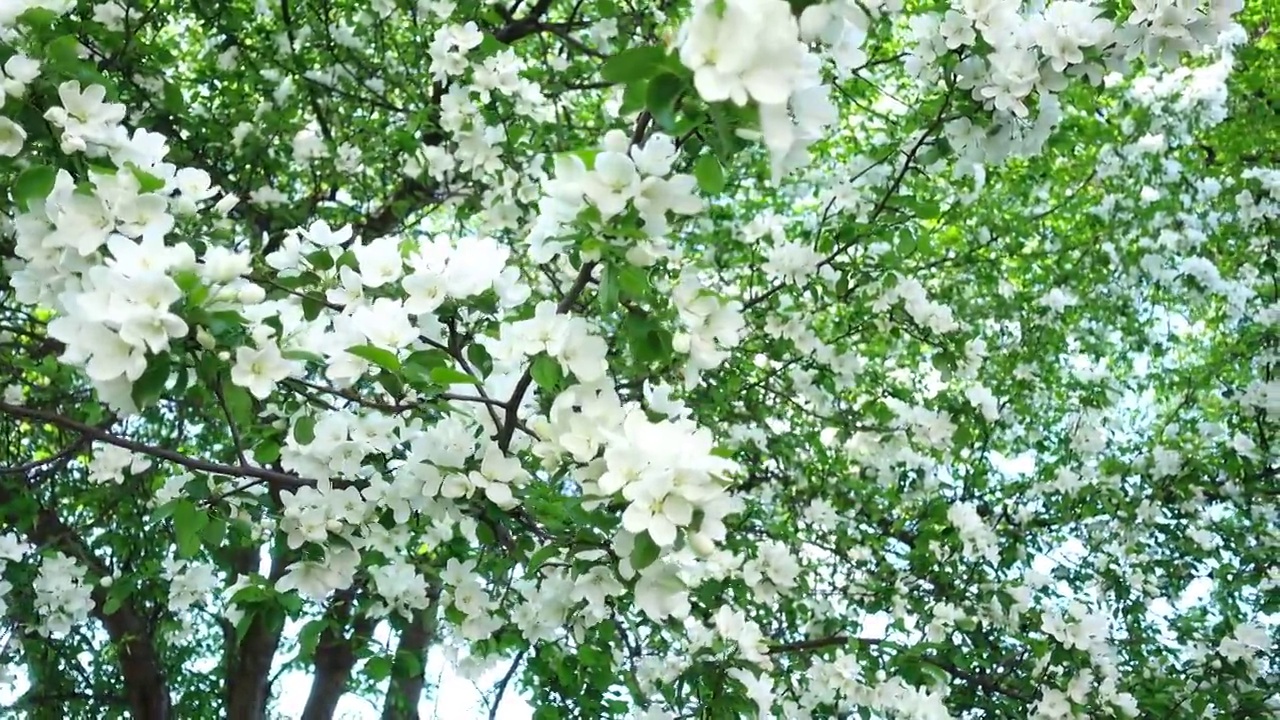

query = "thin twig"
[0,434,93,476]
[214,379,250,467]
[488,649,528,720]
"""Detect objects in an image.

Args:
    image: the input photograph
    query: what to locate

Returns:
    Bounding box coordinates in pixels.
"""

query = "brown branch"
[766,634,879,655]
[214,379,250,467]
[0,401,314,490]
[380,583,442,720]
[493,0,556,43]
[0,433,92,475]
[495,262,597,450]
[765,634,1031,702]
[488,649,527,720]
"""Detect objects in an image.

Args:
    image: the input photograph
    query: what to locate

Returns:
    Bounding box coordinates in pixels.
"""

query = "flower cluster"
[0,533,31,618]
[163,558,219,613]
[874,276,960,334]
[946,501,999,564]
[440,558,503,641]
[88,443,153,484]
[368,561,434,620]
[32,551,95,638]
[598,409,738,549]
[484,299,611,384]
[529,131,702,262]
[679,0,839,181]
[8,80,229,412]
[670,269,745,386]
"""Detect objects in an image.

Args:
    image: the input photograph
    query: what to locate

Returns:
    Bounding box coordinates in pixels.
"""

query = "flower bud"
[196,327,216,349]
[213,194,240,215]
[688,532,716,557]
[237,283,266,305]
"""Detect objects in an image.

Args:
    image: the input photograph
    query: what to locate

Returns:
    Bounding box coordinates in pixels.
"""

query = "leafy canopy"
[0,0,1276,719]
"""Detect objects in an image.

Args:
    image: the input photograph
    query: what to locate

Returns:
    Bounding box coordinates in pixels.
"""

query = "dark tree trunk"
[1,468,173,720]
[95,592,172,720]
[224,611,285,719]
[300,627,361,720]
[300,588,375,720]
[224,542,291,720]
[381,584,441,720]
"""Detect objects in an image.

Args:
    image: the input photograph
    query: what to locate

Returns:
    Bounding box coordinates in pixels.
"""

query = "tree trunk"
[224,612,285,719]
[2,472,172,720]
[300,627,361,720]
[381,584,441,720]
[301,589,375,720]
[224,541,291,720]
[95,591,173,720]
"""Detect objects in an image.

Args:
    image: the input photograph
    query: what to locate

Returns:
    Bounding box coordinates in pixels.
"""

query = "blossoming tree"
[0,0,1276,718]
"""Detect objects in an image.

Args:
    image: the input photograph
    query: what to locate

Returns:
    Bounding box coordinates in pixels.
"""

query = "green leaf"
[708,102,748,161]
[526,545,561,576]
[307,248,335,271]
[601,45,668,84]
[646,73,684,132]
[624,313,672,366]
[16,7,60,28]
[221,385,252,428]
[102,581,130,616]
[378,370,405,399]
[131,354,172,408]
[253,441,281,464]
[365,656,393,680]
[429,366,478,386]
[46,35,82,69]
[620,78,649,116]
[229,584,271,606]
[598,265,619,312]
[13,166,57,211]
[617,266,650,300]
[172,500,208,559]
[301,296,323,322]
[282,349,324,364]
[534,706,562,720]
[694,154,726,194]
[297,619,326,660]
[530,355,563,391]
[632,532,661,570]
[202,515,227,547]
[467,344,493,377]
[162,82,185,114]
[404,349,449,369]
[207,310,248,337]
[127,163,168,193]
[293,415,317,444]
[346,345,401,372]
[235,608,258,644]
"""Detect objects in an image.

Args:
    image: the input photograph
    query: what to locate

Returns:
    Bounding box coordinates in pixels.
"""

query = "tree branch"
[0,401,314,490]
[495,261,597,450]
[488,649,527,720]
[493,0,556,43]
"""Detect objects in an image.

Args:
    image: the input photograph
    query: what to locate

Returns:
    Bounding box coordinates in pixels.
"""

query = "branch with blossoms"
[0,401,314,490]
